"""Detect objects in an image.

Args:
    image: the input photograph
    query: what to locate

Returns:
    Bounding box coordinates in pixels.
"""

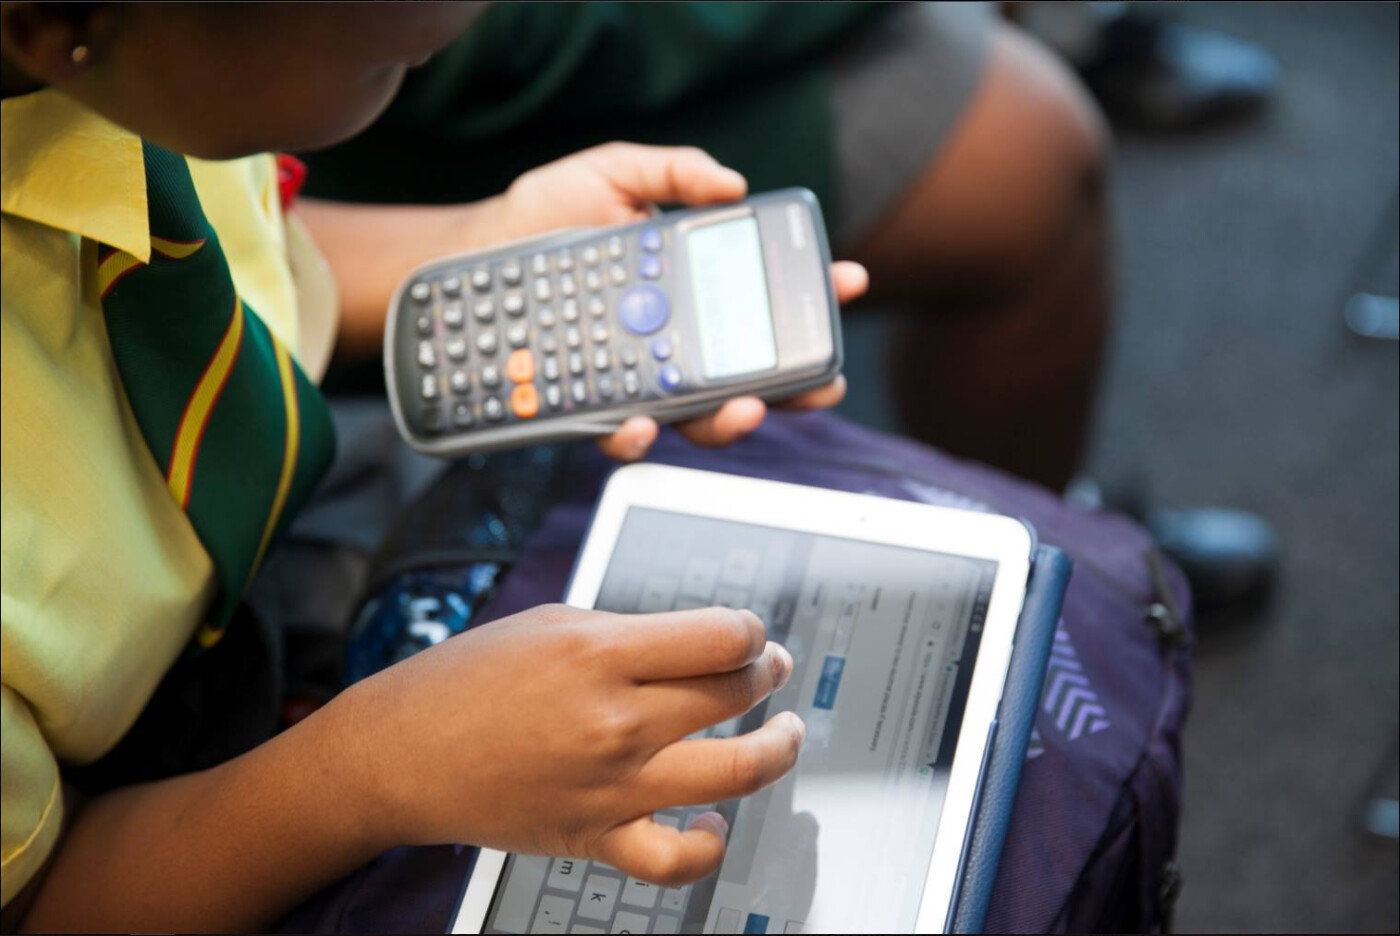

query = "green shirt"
[302,1,887,228]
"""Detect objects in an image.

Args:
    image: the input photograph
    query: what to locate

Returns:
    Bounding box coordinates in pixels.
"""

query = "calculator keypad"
[404,224,681,436]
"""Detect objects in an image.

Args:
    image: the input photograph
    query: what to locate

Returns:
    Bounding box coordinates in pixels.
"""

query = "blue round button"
[651,336,673,361]
[639,254,662,280]
[659,364,682,392]
[618,284,670,335]
[639,226,662,253]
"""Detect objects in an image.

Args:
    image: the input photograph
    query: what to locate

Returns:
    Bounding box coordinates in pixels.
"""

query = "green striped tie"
[98,143,336,648]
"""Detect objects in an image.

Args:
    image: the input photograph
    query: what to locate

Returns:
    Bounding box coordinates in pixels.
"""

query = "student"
[0,4,869,931]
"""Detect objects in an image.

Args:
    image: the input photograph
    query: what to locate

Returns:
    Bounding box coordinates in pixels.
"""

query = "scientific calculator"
[384,189,842,455]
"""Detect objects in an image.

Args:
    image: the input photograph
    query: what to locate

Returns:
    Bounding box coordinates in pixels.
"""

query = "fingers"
[603,606,768,681]
[594,812,730,887]
[596,416,659,462]
[775,374,847,412]
[637,641,794,740]
[831,260,870,304]
[631,711,807,812]
[675,397,767,447]
[584,142,747,209]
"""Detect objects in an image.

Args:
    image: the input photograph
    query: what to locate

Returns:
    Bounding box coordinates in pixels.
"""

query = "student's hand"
[486,142,870,461]
[338,604,802,886]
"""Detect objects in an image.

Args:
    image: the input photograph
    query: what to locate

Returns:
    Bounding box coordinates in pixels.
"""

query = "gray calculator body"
[385,188,842,456]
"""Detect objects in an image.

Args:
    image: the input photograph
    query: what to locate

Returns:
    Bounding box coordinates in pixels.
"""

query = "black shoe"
[1145,506,1279,614]
[1067,478,1280,614]
[1079,15,1279,131]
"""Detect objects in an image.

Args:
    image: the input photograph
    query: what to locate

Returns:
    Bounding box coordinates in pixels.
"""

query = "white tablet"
[453,464,1032,935]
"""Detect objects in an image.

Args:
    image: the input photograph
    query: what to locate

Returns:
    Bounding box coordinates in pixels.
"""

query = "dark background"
[836,3,1400,932]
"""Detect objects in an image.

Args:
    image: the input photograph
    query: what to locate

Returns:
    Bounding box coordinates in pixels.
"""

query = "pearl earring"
[71,45,90,65]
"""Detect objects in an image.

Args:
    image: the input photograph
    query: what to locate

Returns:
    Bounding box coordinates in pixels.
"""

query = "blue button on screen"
[814,654,845,710]
[743,913,770,934]
[618,284,670,335]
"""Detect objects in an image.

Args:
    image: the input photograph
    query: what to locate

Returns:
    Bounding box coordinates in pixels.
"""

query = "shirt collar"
[1,89,151,262]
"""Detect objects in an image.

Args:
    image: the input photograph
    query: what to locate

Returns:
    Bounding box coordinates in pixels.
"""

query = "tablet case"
[947,544,1072,934]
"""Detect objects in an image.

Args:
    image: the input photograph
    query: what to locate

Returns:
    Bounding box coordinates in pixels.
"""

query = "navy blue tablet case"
[948,545,1071,934]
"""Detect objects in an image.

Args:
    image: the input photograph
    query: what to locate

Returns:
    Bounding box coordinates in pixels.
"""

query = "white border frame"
[453,464,1032,934]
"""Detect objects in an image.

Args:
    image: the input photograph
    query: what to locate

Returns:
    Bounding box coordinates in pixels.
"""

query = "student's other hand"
[487,143,869,461]
[337,604,802,886]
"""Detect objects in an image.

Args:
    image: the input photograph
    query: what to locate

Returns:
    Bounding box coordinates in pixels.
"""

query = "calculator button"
[480,364,502,388]
[534,278,553,303]
[537,305,557,328]
[482,396,505,422]
[542,355,561,382]
[507,349,535,384]
[561,298,580,323]
[503,291,525,316]
[441,276,462,297]
[607,235,625,259]
[608,263,627,286]
[639,254,662,280]
[618,284,670,335]
[566,325,583,348]
[620,345,639,368]
[507,323,530,348]
[560,273,578,298]
[581,245,601,267]
[590,323,609,344]
[409,281,432,303]
[421,405,442,433]
[445,336,468,361]
[531,253,549,276]
[442,302,465,329]
[650,336,672,361]
[545,383,563,409]
[511,383,540,419]
[420,374,439,400]
[623,369,641,397]
[501,261,523,286]
[659,364,681,391]
[417,341,436,368]
[584,269,603,293]
[596,374,615,400]
[592,348,611,371]
[471,268,492,292]
[570,380,589,405]
[475,331,499,355]
[539,331,560,354]
[414,312,434,336]
[452,402,475,428]
[556,249,575,272]
[639,226,662,252]
[588,296,607,318]
[473,299,495,323]
[450,369,471,394]
[568,351,586,375]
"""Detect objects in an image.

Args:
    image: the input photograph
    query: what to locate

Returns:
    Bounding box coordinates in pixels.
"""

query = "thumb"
[583,142,748,209]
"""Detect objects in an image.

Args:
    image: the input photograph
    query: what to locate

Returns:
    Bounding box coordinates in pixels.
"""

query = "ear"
[0,2,114,88]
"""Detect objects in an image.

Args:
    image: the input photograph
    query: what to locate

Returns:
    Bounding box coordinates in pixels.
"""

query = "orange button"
[511,383,540,419]
[506,349,535,384]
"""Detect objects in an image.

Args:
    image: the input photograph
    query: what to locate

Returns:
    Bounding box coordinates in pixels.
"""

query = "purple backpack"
[284,412,1193,934]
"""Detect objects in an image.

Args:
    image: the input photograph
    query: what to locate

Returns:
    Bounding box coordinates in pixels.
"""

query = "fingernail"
[689,810,729,841]
[771,643,794,689]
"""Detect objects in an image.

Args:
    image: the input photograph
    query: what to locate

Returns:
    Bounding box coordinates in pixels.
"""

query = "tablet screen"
[483,508,998,934]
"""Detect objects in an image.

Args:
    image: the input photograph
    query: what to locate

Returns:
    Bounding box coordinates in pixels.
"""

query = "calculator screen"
[687,217,779,379]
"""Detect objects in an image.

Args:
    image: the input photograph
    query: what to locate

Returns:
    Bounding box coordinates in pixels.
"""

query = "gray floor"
[836,3,1399,932]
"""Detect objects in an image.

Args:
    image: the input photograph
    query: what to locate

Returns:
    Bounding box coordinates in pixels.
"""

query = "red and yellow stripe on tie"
[166,296,245,508]
[97,238,205,299]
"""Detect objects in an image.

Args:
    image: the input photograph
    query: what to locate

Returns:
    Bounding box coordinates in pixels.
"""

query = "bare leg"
[850,24,1111,491]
